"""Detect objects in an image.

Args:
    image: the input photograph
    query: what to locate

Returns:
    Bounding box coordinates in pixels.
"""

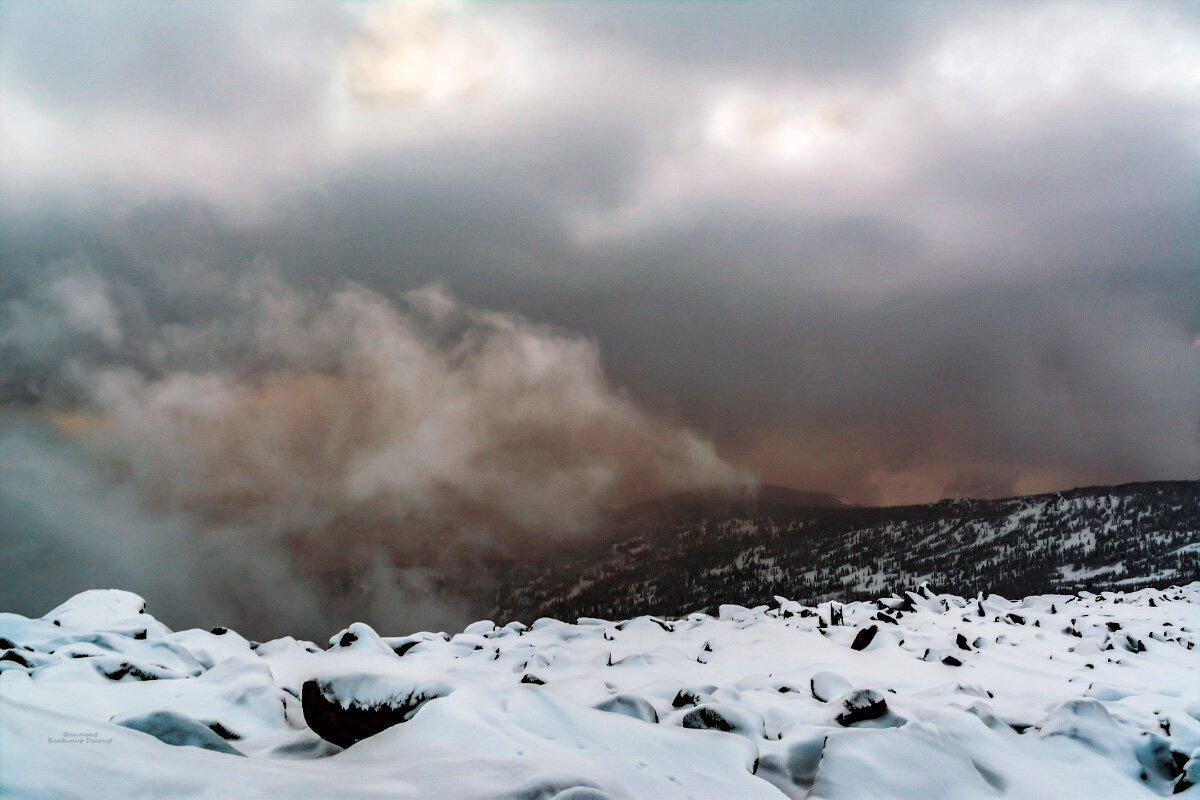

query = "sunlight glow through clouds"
[340,0,530,107]
[705,88,870,168]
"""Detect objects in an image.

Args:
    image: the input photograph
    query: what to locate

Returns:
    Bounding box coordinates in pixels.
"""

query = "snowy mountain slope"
[2,584,1198,799]
[495,481,1200,624]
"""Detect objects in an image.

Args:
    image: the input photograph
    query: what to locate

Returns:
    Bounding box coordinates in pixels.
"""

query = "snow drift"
[2,584,1198,799]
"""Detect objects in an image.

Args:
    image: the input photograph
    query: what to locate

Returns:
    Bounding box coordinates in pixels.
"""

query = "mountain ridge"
[494,479,1200,623]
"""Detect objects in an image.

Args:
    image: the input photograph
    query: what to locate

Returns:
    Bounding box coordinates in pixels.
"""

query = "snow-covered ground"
[2,585,1198,799]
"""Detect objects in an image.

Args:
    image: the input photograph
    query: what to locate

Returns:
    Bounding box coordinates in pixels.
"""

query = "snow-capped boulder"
[301,674,452,747]
[680,702,766,740]
[43,590,171,638]
[593,694,659,724]
[834,689,892,727]
[810,671,853,703]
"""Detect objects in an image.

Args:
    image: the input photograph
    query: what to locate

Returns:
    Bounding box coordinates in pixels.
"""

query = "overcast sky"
[1,1,1198,631]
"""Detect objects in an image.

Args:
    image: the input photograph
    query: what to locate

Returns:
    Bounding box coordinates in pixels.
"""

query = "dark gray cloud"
[1,0,1198,630]
[511,1,961,82]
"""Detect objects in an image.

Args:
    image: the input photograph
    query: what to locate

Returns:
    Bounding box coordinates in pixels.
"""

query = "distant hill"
[493,480,1200,623]
[604,484,851,538]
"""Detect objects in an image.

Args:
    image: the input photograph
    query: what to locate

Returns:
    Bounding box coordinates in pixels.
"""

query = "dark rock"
[393,640,421,657]
[520,673,546,685]
[942,655,963,667]
[210,627,228,636]
[672,688,703,708]
[956,633,972,651]
[301,679,447,748]
[206,722,241,740]
[680,703,761,737]
[337,631,358,648]
[850,625,878,651]
[835,689,888,726]
[99,662,164,681]
[1,650,33,668]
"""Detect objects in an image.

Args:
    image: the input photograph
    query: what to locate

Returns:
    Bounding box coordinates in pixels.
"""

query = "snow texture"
[2,584,1199,799]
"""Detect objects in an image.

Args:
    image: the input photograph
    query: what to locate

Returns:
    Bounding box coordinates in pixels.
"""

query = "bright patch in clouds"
[340,0,526,107]
[926,3,1200,116]
[705,89,867,169]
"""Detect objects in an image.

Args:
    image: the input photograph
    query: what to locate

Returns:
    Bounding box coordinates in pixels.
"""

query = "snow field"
[2,584,1198,799]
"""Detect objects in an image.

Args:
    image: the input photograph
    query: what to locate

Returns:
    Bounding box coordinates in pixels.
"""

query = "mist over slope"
[496,481,1200,623]
[0,263,747,640]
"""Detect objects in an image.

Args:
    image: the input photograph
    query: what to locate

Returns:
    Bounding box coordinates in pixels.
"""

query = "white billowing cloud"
[44,266,124,347]
[924,2,1200,118]
[3,261,750,631]
[28,266,747,548]
[1,259,122,360]
[340,0,525,106]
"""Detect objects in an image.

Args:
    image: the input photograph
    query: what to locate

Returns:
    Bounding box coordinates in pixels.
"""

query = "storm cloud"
[1,1,1198,631]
